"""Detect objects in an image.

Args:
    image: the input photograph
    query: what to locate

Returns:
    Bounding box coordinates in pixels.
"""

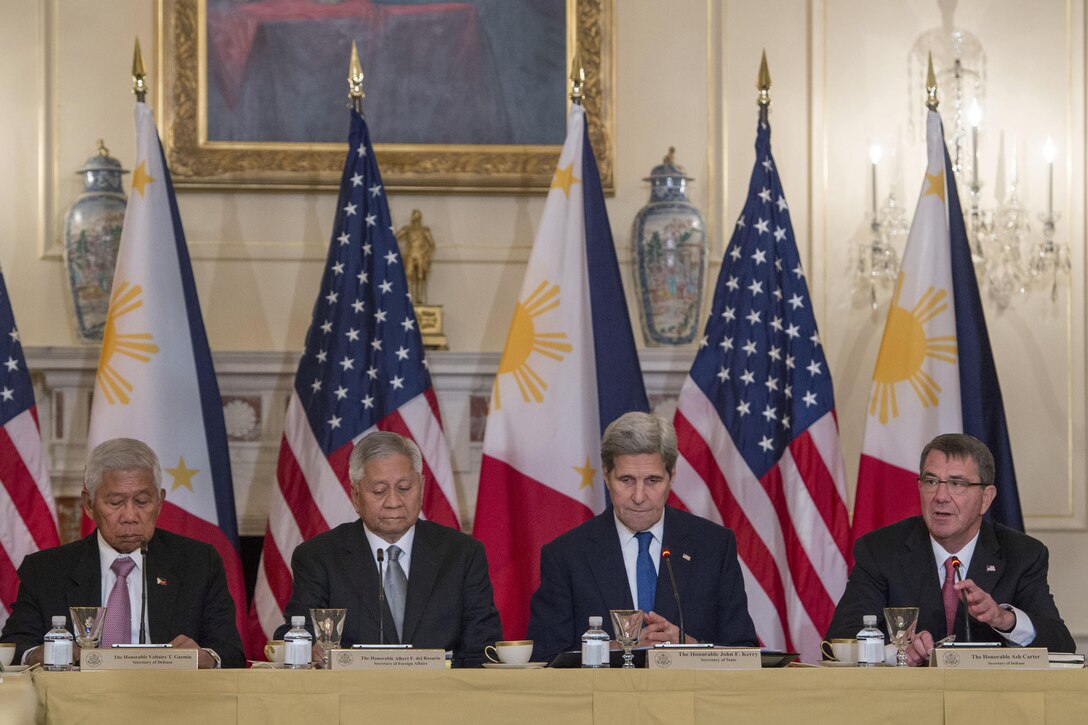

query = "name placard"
[647,647,761,670]
[80,648,198,670]
[329,648,446,670]
[933,647,1049,670]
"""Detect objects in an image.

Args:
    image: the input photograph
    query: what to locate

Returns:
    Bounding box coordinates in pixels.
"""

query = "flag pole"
[569,48,585,105]
[757,50,771,124]
[348,41,364,114]
[132,38,147,102]
[926,51,939,110]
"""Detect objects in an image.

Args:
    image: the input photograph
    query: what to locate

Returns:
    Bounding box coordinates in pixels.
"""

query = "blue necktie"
[634,531,656,612]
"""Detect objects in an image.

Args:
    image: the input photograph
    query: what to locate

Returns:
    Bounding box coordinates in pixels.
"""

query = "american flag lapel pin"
[986,565,996,572]
[682,553,692,562]
[156,577,168,586]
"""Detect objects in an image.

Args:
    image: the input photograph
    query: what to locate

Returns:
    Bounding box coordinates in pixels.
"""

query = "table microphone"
[951,556,971,643]
[661,549,685,644]
[139,540,149,644]
[376,548,386,645]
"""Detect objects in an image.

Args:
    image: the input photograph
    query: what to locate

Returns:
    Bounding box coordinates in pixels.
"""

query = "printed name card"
[646,647,761,670]
[329,648,446,670]
[80,648,198,670]
[933,647,1048,669]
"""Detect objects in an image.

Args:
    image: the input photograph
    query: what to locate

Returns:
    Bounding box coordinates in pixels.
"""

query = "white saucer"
[1,664,30,673]
[482,661,547,669]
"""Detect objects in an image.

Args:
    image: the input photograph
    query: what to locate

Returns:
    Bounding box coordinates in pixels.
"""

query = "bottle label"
[857,638,884,664]
[43,639,72,666]
[285,639,311,666]
[582,640,607,667]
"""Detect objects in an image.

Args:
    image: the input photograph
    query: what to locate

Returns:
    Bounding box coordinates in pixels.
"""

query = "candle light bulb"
[968,99,983,128]
[1044,137,1057,163]
[869,144,883,165]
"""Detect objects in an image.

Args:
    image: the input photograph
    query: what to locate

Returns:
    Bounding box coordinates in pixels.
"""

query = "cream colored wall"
[3,1,1086,644]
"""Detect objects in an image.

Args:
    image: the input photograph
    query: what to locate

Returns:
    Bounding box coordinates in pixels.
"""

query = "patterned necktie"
[384,545,408,642]
[101,557,136,647]
[634,531,656,613]
[942,556,959,638]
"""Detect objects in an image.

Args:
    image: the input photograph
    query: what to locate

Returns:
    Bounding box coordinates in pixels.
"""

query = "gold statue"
[395,209,436,304]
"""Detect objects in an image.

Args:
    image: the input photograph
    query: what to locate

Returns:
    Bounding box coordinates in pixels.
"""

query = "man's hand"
[955,578,1016,632]
[905,629,935,666]
[636,611,698,646]
[168,635,215,669]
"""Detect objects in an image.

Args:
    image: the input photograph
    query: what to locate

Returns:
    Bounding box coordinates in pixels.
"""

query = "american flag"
[0,267,59,629]
[252,110,460,639]
[671,109,850,663]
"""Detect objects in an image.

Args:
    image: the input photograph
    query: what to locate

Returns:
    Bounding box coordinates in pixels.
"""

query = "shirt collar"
[362,522,416,560]
[612,511,665,545]
[97,531,143,573]
[930,529,981,573]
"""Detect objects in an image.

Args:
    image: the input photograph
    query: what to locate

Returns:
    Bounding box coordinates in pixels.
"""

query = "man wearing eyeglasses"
[826,433,1074,664]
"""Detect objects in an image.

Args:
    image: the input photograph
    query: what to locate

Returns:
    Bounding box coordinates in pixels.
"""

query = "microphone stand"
[661,549,685,644]
[139,541,149,644]
[376,548,385,646]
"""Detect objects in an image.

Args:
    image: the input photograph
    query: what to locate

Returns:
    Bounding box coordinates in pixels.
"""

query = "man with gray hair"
[1,438,244,668]
[527,412,758,663]
[276,431,502,666]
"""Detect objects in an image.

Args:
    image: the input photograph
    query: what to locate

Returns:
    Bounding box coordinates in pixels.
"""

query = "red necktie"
[942,556,958,638]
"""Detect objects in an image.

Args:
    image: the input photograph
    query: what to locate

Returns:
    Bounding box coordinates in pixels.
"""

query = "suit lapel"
[66,535,102,611]
[343,522,384,641]
[966,522,1003,593]
[902,520,943,623]
[658,508,694,621]
[146,532,177,643]
[585,513,633,610]
[401,522,441,644]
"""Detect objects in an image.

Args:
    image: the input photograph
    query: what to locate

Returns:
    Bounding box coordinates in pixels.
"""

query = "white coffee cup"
[821,638,857,664]
[0,642,16,667]
[485,640,533,665]
[264,640,285,664]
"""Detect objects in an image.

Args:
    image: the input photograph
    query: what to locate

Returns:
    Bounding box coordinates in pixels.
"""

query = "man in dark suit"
[527,412,758,663]
[1,438,244,668]
[827,433,1074,663]
[276,431,502,667]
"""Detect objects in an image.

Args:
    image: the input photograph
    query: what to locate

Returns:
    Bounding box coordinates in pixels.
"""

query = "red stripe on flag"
[276,438,330,541]
[377,410,459,530]
[423,388,444,426]
[788,431,851,562]
[156,500,264,659]
[0,423,59,550]
[758,465,837,636]
[475,455,593,640]
[325,441,354,498]
[853,454,921,543]
[0,544,19,616]
[674,410,792,650]
[665,491,690,512]
[256,524,293,612]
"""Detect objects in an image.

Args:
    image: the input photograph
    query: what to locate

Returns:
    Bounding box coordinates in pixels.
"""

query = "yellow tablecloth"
[15,667,1088,725]
[0,671,39,724]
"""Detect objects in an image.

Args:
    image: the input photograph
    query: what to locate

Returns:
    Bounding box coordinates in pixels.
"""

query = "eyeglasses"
[917,476,991,495]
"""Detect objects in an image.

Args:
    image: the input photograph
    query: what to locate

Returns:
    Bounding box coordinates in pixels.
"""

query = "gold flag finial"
[132,38,147,102]
[569,49,586,104]
[348,41,365,112]
[925,51,939,110]
[757,50,771,107]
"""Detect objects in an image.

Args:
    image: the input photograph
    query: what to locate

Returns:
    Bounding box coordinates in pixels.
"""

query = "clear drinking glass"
[883,607,919,667]
[69,606,108,652]
[310,608,346,669]
[609,609,644,669]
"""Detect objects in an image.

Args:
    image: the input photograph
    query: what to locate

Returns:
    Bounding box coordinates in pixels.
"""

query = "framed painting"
[156,0,614,192]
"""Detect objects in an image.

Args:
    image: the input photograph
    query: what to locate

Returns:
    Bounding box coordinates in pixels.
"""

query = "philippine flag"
[474,103,649,639]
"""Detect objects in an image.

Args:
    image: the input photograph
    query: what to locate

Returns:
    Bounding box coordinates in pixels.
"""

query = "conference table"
[4,666,1088,724]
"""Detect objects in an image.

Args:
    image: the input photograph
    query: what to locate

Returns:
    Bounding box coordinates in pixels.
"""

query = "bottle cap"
[863,614,877,626]
[291,615,305,627]
[52,615,66,627]
[589,616,602,628]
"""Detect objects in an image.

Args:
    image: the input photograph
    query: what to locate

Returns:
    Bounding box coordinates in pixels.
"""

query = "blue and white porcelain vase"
[631,148,707,346]
[64,140,127,342]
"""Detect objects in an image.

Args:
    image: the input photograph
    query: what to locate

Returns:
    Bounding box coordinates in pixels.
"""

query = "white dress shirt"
[613,514,664,610]
[363,523,416,579]
[96,532,147,644]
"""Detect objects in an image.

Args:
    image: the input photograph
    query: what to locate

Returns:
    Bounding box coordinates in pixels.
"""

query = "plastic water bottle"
[581,615,610,668]
[43,615,74,671]
[284,616,313,669]
[856,614,885,667]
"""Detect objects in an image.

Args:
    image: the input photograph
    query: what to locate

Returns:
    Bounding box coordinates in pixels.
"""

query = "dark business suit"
[275,519,502,667]
[826,516,1074,652]
[527,506,758,662]
[0,529,245,667]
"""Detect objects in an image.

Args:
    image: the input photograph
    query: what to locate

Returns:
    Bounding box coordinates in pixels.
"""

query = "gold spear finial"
[569,48,586,104]
[348,41,365,112]
[925,51,939,110]
[132,38,147,102]
[757,50,771,107]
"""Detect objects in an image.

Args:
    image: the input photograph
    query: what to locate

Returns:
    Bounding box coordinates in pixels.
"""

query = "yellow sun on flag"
[869,273,958,424]
[492,280,573,410]
[96,281,160,405]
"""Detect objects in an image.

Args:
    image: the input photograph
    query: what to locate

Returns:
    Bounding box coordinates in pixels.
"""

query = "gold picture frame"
[156,0,613,193]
